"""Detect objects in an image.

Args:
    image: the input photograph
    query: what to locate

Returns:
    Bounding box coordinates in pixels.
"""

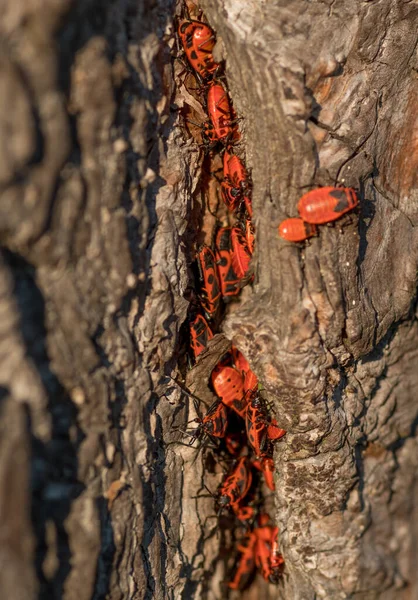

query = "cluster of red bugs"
[278,186,359,242]
[177,2,286,590]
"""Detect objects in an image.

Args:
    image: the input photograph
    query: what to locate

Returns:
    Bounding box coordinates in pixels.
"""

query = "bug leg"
[204,483,217,498]
[191,493,214,499]
[185,83,206,95]
[165,438,199,449]
[185,117,204,129]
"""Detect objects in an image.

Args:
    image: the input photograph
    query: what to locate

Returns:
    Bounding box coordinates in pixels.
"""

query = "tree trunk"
[0,1,417,599]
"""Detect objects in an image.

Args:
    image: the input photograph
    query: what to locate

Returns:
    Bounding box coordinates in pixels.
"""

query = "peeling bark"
[0,1,417,600]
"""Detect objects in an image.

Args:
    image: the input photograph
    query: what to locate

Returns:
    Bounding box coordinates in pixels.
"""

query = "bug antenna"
[192,396,202,417]
[165,439,198,449]
[179,429,200,447]
[186,118,204,129]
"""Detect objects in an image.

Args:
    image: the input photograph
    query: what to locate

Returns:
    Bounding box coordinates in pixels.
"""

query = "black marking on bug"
[329,189,350,212]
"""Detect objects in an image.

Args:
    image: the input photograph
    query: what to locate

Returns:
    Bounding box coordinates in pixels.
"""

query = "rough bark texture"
[0,1,417,600]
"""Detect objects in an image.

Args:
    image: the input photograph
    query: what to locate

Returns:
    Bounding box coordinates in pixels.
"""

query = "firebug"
[211,363,247,418]
[206,82,238,145]
[215,227,241,299]
[221,151,251,212]
[297,187,358,224]
[230,227,251,280]
[218,456,252,510]
[187,399,228,445]
[228,532,257,590]
[177,19,219,80]
[278,217,317,242]
[190,314,213,358]
[197,246,221,318]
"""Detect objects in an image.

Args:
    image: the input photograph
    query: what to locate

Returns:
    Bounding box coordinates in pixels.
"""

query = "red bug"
[244,218,255,254]
[297,187,359,224]
[187,399,228,445]
[215,227,241,299]
[190,314,213,358]
[231,346,258,394]
[206,82,237,144]
[211,363,247,418]
[245,395,285,457]
[221,151,251,212]
[254,517,271,568]
[177,19,219,80]
[218,456,252,510]
[278,217,317,242]
[254,515,282,582]
[228,531,257,590]
[197,246,221,318]
[245,394,269,457]
[269,529,285,583]
[230,227,252,280]
[252,457,275,491]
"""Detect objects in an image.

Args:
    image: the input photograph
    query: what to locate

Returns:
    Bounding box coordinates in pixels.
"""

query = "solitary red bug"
[206,82,237,144]
[221,151,251,212]
[297,187,358,224]
[190,314,213,358]
[218,456,252,510]
[177,19,219,80]
[211,363,247,418]
[228,531,257,590]
[197,246,221,318]
[230,227,251,280]
[215,227,241,299]
[278,217,317,242]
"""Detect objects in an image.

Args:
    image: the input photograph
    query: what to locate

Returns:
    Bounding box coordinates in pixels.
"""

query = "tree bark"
[0,1,417,600]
